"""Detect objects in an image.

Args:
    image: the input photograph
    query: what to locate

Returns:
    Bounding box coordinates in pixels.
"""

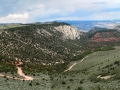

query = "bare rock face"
[114,25,120,32]
[54,25,84,40]
[90,31,120,42]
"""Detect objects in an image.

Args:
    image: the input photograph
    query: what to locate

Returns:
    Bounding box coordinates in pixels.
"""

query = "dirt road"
[64,63,77,72]
[97,75,115,80]
[0,62,33,81]
[16,67,33,80]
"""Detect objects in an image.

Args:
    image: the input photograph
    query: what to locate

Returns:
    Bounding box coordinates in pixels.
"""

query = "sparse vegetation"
[0,23,120,90]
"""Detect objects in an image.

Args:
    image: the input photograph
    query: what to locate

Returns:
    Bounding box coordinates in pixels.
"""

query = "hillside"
[0,22,120,90]
[90,30,120,42]
[51,46,120,90]
[0,22,89,72]
[88,26,120,42]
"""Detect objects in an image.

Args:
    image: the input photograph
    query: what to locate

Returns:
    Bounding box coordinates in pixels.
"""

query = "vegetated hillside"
[0,22,120,90]
[0,22,87,66]
[88,26,120,42]
[0,23,27,30]
[50,46,120,90]
[88,26,107,35]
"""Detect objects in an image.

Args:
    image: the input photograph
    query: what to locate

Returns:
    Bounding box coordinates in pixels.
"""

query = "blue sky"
[0,0,120,23]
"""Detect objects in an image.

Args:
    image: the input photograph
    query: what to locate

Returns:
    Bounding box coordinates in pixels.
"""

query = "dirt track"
[64,63,77,72]
[16,67,33,80]
[64,52,98,72]
[0,62,33,81]
[97,75,115,80]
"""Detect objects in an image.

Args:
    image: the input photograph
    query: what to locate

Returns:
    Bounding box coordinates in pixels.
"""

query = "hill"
[0,22,88,72]
[88,26,120,42]
[0,22,120,90]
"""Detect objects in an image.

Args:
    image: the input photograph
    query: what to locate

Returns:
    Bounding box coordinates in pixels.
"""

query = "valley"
[0,22,120,90]
[0,45,119,90]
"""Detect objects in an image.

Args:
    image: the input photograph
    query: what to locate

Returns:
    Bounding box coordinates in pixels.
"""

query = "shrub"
[36,82,40,85]
[67,86,70,89]
[69,79,73,81]
[29,83,32,86]
[114,61,119,65]
[76,87,83,90]
[62,81,66,84]
[80,80,83,84]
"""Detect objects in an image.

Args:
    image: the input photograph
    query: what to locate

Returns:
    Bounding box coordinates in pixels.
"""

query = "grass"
[69,46,120,76]
[0,46,120,90]
[0,73,52,90]
[50,46,120,90]
[0,24,28,30]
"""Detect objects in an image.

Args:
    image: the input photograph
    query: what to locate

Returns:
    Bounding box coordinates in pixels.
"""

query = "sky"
[0,0,120,23]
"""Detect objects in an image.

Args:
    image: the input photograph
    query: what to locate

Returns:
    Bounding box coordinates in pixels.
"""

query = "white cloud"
[89,11,120,20]
[27,0,120,21]
[1,0,120,22]
[0,13,29,23]
[41,16,84,22]
[28,4,45,11]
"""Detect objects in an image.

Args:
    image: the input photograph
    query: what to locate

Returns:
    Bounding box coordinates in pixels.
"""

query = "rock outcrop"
[54,25,84,40]
[88,24,120,42]
[90,31,120,42]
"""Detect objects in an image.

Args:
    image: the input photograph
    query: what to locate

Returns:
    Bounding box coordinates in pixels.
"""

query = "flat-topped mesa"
[54,25,85,40]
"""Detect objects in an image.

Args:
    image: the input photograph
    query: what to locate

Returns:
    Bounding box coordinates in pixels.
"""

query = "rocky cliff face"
[88,25,120,42]
[114,25,120,32]
[54,25,85,40]
[90,31,120,42]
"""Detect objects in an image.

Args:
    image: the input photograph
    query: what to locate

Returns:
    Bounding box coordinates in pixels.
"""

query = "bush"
[29,83,32,86]
[67,86,70,89]
[76,87,83,90]
[69,79,73,81]
[80,80,83,84]
[62,81,66,84]
[114,61,119,65]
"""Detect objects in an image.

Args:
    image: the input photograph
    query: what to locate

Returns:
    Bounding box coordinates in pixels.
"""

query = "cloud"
[41,16,82,22]
[26,0,120,21]
[0,13,29,23]
[1,0,120,22]
[89,11,120,20]
[92,1,106,4]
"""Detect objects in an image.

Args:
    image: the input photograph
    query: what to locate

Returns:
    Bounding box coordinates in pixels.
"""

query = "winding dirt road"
[64,63,77,72]
[64,52,97,72]
[64,55,89,72]
[80,56,89,62]
[0,62,33,81]
[16,67,33,80]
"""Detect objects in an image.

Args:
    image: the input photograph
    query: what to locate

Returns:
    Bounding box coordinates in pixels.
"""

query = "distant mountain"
[88,25,120,42]
[90,30,120,42]
[87,26,107,35]
[57,20,120,31]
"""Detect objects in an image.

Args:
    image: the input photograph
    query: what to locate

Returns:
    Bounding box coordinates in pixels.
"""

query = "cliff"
[54,25,85,40]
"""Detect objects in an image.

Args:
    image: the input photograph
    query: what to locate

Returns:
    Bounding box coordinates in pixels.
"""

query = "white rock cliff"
[54,25,84,40]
